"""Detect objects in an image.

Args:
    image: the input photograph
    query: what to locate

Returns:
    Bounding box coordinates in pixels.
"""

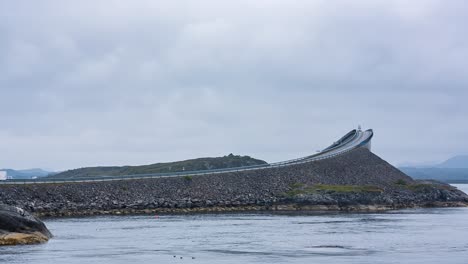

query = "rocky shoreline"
[32,185,468,218]
[33,201,468,218]
[1,148,467,219]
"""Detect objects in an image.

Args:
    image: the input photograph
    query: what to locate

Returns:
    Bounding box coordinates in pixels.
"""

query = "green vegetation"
[48,154,267,179]
[313,184,383,193]
[289,182,305,189]
[285,184,383,197]
[183,175,193,181]
[405,184,432,192]
[393,180,451,192]
[396,182,436,192]
[395,179,408,185]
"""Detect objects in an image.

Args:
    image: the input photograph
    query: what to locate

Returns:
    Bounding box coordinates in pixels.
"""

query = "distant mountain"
[400,167,468,183]
[0,168,54,179]
[400,155,468,183]
[436,155,468,168]
[397,161,434,168]
[47,154,267,179]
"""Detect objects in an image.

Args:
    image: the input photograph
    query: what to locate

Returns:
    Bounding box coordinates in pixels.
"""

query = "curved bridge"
[1,128,373,184]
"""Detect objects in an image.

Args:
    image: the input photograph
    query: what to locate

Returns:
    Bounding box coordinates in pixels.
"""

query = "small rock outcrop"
[0,204,52,246]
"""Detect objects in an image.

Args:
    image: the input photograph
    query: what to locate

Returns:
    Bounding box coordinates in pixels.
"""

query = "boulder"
[0,204,52,246]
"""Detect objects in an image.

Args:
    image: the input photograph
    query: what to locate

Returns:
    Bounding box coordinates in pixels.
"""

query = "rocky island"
[0,147,467,218]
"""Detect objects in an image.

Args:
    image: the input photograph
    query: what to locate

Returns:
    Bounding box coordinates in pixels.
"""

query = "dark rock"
[0,204,52,246]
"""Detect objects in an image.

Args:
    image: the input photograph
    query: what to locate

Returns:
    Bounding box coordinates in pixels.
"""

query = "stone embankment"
[0,204,52,245]
[0,148,467,217]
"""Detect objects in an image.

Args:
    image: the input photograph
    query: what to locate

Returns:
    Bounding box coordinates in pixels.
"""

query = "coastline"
[34,201,468,218]
[3,149,468,220]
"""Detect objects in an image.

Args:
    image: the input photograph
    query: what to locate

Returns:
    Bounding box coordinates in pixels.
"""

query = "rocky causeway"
[1,148,467,219]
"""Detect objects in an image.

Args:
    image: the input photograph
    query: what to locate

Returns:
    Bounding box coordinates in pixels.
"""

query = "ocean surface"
[1,184,468,264]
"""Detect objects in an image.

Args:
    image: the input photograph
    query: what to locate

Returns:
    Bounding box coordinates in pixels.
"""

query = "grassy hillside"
[48,154,267,179]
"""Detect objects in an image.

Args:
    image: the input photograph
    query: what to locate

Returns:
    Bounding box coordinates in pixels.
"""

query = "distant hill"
[0,168,53,179]
[436,155,468,168]
[400,167,468,183]
[400,155,468,183]
[48,154,267,179]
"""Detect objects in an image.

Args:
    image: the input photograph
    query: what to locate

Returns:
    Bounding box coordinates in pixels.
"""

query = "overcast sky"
[1,0,467,171]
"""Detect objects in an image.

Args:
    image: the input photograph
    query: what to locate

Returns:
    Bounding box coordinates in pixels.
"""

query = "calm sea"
[1,184,468,264]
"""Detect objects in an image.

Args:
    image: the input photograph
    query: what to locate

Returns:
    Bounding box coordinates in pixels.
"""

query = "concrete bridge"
[0,128,373,184]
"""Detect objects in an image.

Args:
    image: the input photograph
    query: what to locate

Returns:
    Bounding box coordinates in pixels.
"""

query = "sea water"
[1,184,467,264]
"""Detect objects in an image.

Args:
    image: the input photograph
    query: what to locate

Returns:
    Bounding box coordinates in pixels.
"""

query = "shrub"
[289,182,304,188]
[184,175,193,181]
[395,179,407,185]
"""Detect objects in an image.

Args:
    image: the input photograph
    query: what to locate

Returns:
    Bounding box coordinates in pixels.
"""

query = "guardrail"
[0,129,373,185]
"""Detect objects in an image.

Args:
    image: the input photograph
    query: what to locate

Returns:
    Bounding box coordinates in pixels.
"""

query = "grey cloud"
[1,0,467,170]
